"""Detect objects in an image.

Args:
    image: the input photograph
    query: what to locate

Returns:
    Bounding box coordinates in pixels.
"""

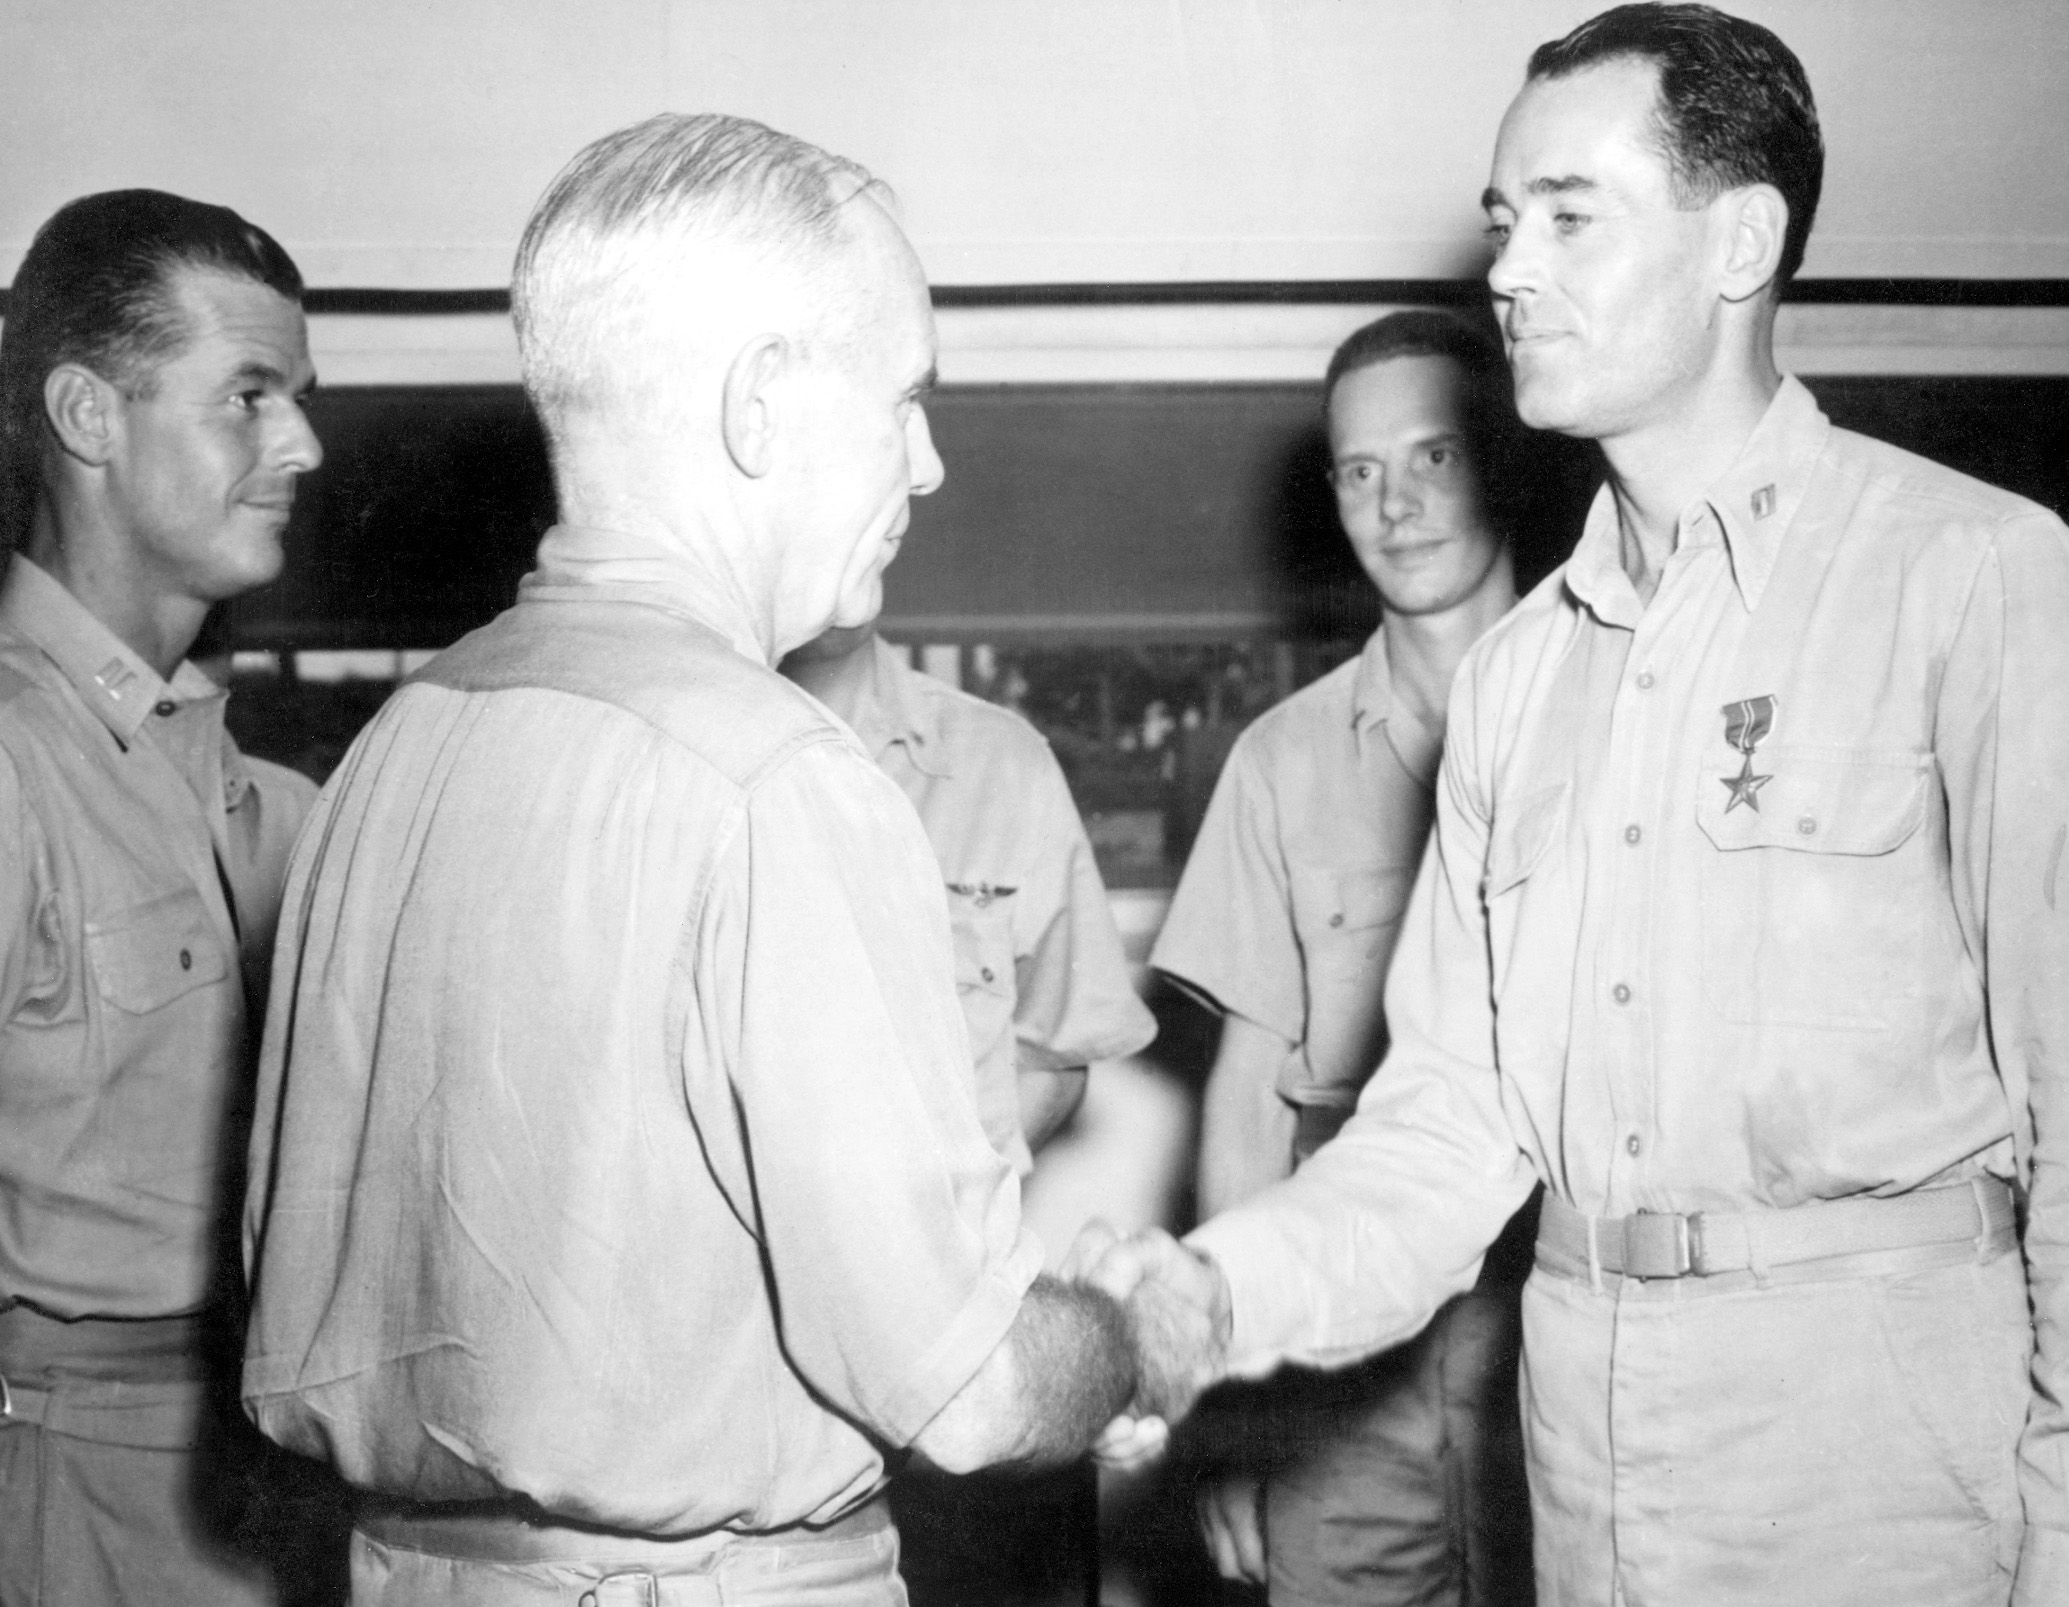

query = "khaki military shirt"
[1152,627,1438,1113]
[0,557,312,1318]
[844,638,1154,1175]
[244,530,1040,1537]
[1191,379,2069,1592]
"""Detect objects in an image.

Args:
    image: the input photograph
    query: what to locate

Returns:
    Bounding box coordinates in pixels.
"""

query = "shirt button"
[154,699,178,717]
[1623,824,1642,845]
[1797,817,1817,836]
[1612,982,1632,1005]
[1328,913,1344,928]
[1635,671,1655,690]
[178,948,192,971]
[980,967,996,983]
[1626,1134,1642,1157]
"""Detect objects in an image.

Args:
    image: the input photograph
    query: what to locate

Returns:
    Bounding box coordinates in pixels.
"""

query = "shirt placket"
[1581,513,1733,1218]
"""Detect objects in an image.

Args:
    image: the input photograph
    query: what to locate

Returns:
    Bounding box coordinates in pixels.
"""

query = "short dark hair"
[0,189,304,554]
[1528,3,1823,288]
[1325,310,1521,528]
[1324,309,1508,411]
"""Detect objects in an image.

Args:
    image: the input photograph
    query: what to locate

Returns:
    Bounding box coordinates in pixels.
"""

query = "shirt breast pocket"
[1695,748,1928,1030]
[85,886,228,1015]
[1290,862,1415,963]
[1288,862,1415,1095]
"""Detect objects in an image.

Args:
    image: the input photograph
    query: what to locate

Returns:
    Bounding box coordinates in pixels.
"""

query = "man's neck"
[26,506,203,682]
[778,630,879,730]
[1383,557,1518,734]
[1600,348,1783,606]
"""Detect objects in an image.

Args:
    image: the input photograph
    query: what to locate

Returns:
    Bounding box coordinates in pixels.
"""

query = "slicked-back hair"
[1325,310,1528,541]
[512,112,888,438]
[1528,3,1823,288]
[0,189,304,556]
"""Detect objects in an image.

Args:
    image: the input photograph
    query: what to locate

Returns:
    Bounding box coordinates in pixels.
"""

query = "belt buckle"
[1624,1211,1693,1278]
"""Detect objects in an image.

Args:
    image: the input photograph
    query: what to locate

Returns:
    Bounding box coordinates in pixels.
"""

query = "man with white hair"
[241,114,1136,1605]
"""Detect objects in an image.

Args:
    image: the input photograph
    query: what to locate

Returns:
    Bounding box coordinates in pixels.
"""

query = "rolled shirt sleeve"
[1153,739,1305,1047]
[702,739,1042,1443]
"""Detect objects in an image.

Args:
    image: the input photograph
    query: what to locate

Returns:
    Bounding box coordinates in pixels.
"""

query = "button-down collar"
[1565,376,1834,628]
[0,555,223,751]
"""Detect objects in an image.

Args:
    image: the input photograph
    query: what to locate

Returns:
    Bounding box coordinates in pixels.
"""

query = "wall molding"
[9,281,2067,384]
[6,277,2067,317]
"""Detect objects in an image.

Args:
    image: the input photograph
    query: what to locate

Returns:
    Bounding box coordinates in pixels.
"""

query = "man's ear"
[43,364,122,467]
[721,333,789,478]
[1719,184,1788,304]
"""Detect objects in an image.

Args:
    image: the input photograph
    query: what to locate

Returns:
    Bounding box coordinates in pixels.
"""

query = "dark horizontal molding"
[303,287,510,315]
[4,277,2065,318]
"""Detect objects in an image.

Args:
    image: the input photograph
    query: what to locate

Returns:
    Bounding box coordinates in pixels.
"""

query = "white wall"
[4,0,2063,285]
[4,0,2063,380]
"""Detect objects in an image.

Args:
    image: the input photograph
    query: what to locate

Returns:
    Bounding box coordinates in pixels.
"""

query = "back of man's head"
[0,188,304,555]
[1528,3,1823,289]
[512,113,886,447]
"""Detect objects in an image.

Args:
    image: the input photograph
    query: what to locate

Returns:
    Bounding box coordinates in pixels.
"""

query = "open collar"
[862,635,952,779]
[0,556,215,750]
[1563,375,1832,626]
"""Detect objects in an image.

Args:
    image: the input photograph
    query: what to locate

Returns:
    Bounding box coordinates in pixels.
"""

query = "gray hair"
[512,113,888,434]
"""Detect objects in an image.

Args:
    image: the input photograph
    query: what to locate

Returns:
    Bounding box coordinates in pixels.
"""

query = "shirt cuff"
[1185,1208,1311,1381]
[882,1226,1045,1446]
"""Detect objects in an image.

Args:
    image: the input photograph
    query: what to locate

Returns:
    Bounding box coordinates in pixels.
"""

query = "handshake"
[1059,1220,1236,1470]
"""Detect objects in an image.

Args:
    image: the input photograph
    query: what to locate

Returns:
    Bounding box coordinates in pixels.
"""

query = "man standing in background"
[784,619,1156,1605]
[1153,312,1532,1607]
[0,190,329,1606]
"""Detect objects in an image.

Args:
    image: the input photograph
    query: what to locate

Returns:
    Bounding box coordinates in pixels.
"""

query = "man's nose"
[908,405,944,497]
[1380,467,1420,523]
[1486,221,1535,306]
[274,401,324,476]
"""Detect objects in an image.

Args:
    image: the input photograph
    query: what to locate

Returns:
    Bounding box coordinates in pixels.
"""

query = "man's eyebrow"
[1482,175,1601,211]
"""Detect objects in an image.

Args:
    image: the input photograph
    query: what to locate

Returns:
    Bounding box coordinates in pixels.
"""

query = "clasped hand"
[1060,1219,1232,1470]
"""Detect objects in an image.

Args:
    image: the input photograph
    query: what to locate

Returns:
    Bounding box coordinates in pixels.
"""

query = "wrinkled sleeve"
[1187,652,1536,1375]
[1151,737,1303,1044]
[1940,511,2069,1602]
[1009,748,1155,1071]
[702,738,1043,1446]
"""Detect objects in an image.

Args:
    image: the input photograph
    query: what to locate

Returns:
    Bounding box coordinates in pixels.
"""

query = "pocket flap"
[86,887,227,1014]
[1696,750,1927,856]
[1486,782,1568,897]
[947,889,1014,996]
[1291,862,1416,936]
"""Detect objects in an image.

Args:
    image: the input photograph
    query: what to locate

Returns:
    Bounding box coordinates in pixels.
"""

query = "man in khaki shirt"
[243,115,1136,1606]
[1084,8,2069,1605]
[784,623,1156,1605]
[1153,313,1531,1607]
[783,624,1155,1179]
[0,191,327,1606]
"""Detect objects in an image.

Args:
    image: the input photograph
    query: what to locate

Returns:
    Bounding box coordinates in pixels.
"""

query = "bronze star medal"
[1720,695,1777,813]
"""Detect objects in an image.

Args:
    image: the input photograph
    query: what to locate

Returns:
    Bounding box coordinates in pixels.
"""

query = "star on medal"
[1721,755,1771,813]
